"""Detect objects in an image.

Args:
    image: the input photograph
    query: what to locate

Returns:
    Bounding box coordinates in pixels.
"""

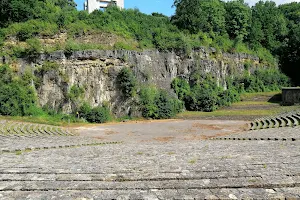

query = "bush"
[218,88,240,107]
[171,77,190,100]
[67,85,84,102]
[173,75,239,112]
[139,86,183,119]
[77,102,112,123]
[38,61,60,74]
[237,68,290,92]
[86,105,112,123]
[77,102,92,119]
[0,82,37,116]
[0,65,37,116]
[26,38,42,58]
[117,67,137,98]
[185,85,219,112]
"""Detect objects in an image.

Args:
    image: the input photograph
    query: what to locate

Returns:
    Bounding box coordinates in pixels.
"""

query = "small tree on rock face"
[117,67,137,98]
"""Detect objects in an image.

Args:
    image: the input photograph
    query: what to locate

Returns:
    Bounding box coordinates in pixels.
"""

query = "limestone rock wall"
[17,49,261,115]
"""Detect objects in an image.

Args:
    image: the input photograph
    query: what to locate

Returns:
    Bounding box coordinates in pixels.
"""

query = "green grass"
[0,115,88,127]
[240,91,281,101]
[177,106,299,118]
[176,91,300,119]
[177,110,276,118]
[233,101,276,106]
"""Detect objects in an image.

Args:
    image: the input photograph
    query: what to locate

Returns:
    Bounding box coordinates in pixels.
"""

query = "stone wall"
[282,87,300,105]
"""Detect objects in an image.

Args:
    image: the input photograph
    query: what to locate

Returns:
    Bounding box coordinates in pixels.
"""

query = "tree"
[225,0,251,41]
[54,0,77,9]
[172,0,226,34]
[279,2,300,26]
[0,0,76,27]
[249,1,288,51]
[279,24,300,86]
[0,0,40,27]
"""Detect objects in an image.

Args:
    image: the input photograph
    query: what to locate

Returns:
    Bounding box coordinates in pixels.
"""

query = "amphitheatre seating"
[249,110,300,130]
[0,121,76,137]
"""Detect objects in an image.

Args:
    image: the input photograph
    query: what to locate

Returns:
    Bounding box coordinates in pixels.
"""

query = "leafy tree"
[0,65,37,116]
[249,1,288,51]
[279,2,300,26]
[0,0,76,27]
[171,78,190,100]
[279,24,300,86]
[172,0,226,34]
[117,68,137,98]
[225,0,251,41]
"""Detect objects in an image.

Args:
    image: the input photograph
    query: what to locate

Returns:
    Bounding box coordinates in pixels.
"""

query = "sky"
[75,0,300,16]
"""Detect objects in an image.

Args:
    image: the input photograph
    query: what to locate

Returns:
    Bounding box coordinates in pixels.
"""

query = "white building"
[84,0,124,13]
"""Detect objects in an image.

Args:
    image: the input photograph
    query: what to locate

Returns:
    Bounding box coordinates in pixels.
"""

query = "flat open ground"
[1,119,300,199]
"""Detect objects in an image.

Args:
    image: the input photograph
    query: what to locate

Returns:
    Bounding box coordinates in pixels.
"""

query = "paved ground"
[0,120,300,199]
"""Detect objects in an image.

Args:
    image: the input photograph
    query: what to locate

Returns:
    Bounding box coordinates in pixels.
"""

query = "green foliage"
[67,85,84,102]
[77,102,92,119]
[249,1,288,51]
[139,86,183,119]
[117,68,137,98]
[172,67,289,112]
[171,78,190,100]
[25,38,42,58]
[279,2,300,26]
[278,24,300,85]
[185,84,219,112]
[172,0,226,34]
[4,20,59,41]
[0,65,37,116]
[80,104,112,123]
[225,0,251,40]
[0,0,76,28]
[37,61,60,74]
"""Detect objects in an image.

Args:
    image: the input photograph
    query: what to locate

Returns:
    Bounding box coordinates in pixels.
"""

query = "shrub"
[0,82,36,116]
[25,38,42,58]
[67,85,84,102]
[171,77,190,100]
[185,85,219,112]
[64,39,81,55]
[77,102,112,123]
[37,61,60,74]
[218,88,240,107]
[86,105,111,123]
[139,86,183,119]
[117,67,137,98]
[77,102,92,119]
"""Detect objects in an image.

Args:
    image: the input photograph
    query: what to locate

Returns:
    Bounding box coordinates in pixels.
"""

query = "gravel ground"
[0,120,300,199]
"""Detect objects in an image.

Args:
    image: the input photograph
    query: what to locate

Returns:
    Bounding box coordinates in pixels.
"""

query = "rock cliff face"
[17,48,260,115]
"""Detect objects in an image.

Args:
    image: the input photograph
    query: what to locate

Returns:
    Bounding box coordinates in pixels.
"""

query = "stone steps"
[249,110,300,130]
[0,121,76,137]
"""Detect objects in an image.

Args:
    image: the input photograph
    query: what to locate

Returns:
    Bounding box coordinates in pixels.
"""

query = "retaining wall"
[282,87,300,105]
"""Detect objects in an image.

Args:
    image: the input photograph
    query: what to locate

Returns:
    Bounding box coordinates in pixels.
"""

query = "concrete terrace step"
[249,109,300,131]
[0,121,76,138]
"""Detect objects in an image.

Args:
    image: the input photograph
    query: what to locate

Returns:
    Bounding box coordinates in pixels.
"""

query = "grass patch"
[240,91,281,101]
[232,101,276,106]
[177,105,300,119]
[0,115,88,127]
